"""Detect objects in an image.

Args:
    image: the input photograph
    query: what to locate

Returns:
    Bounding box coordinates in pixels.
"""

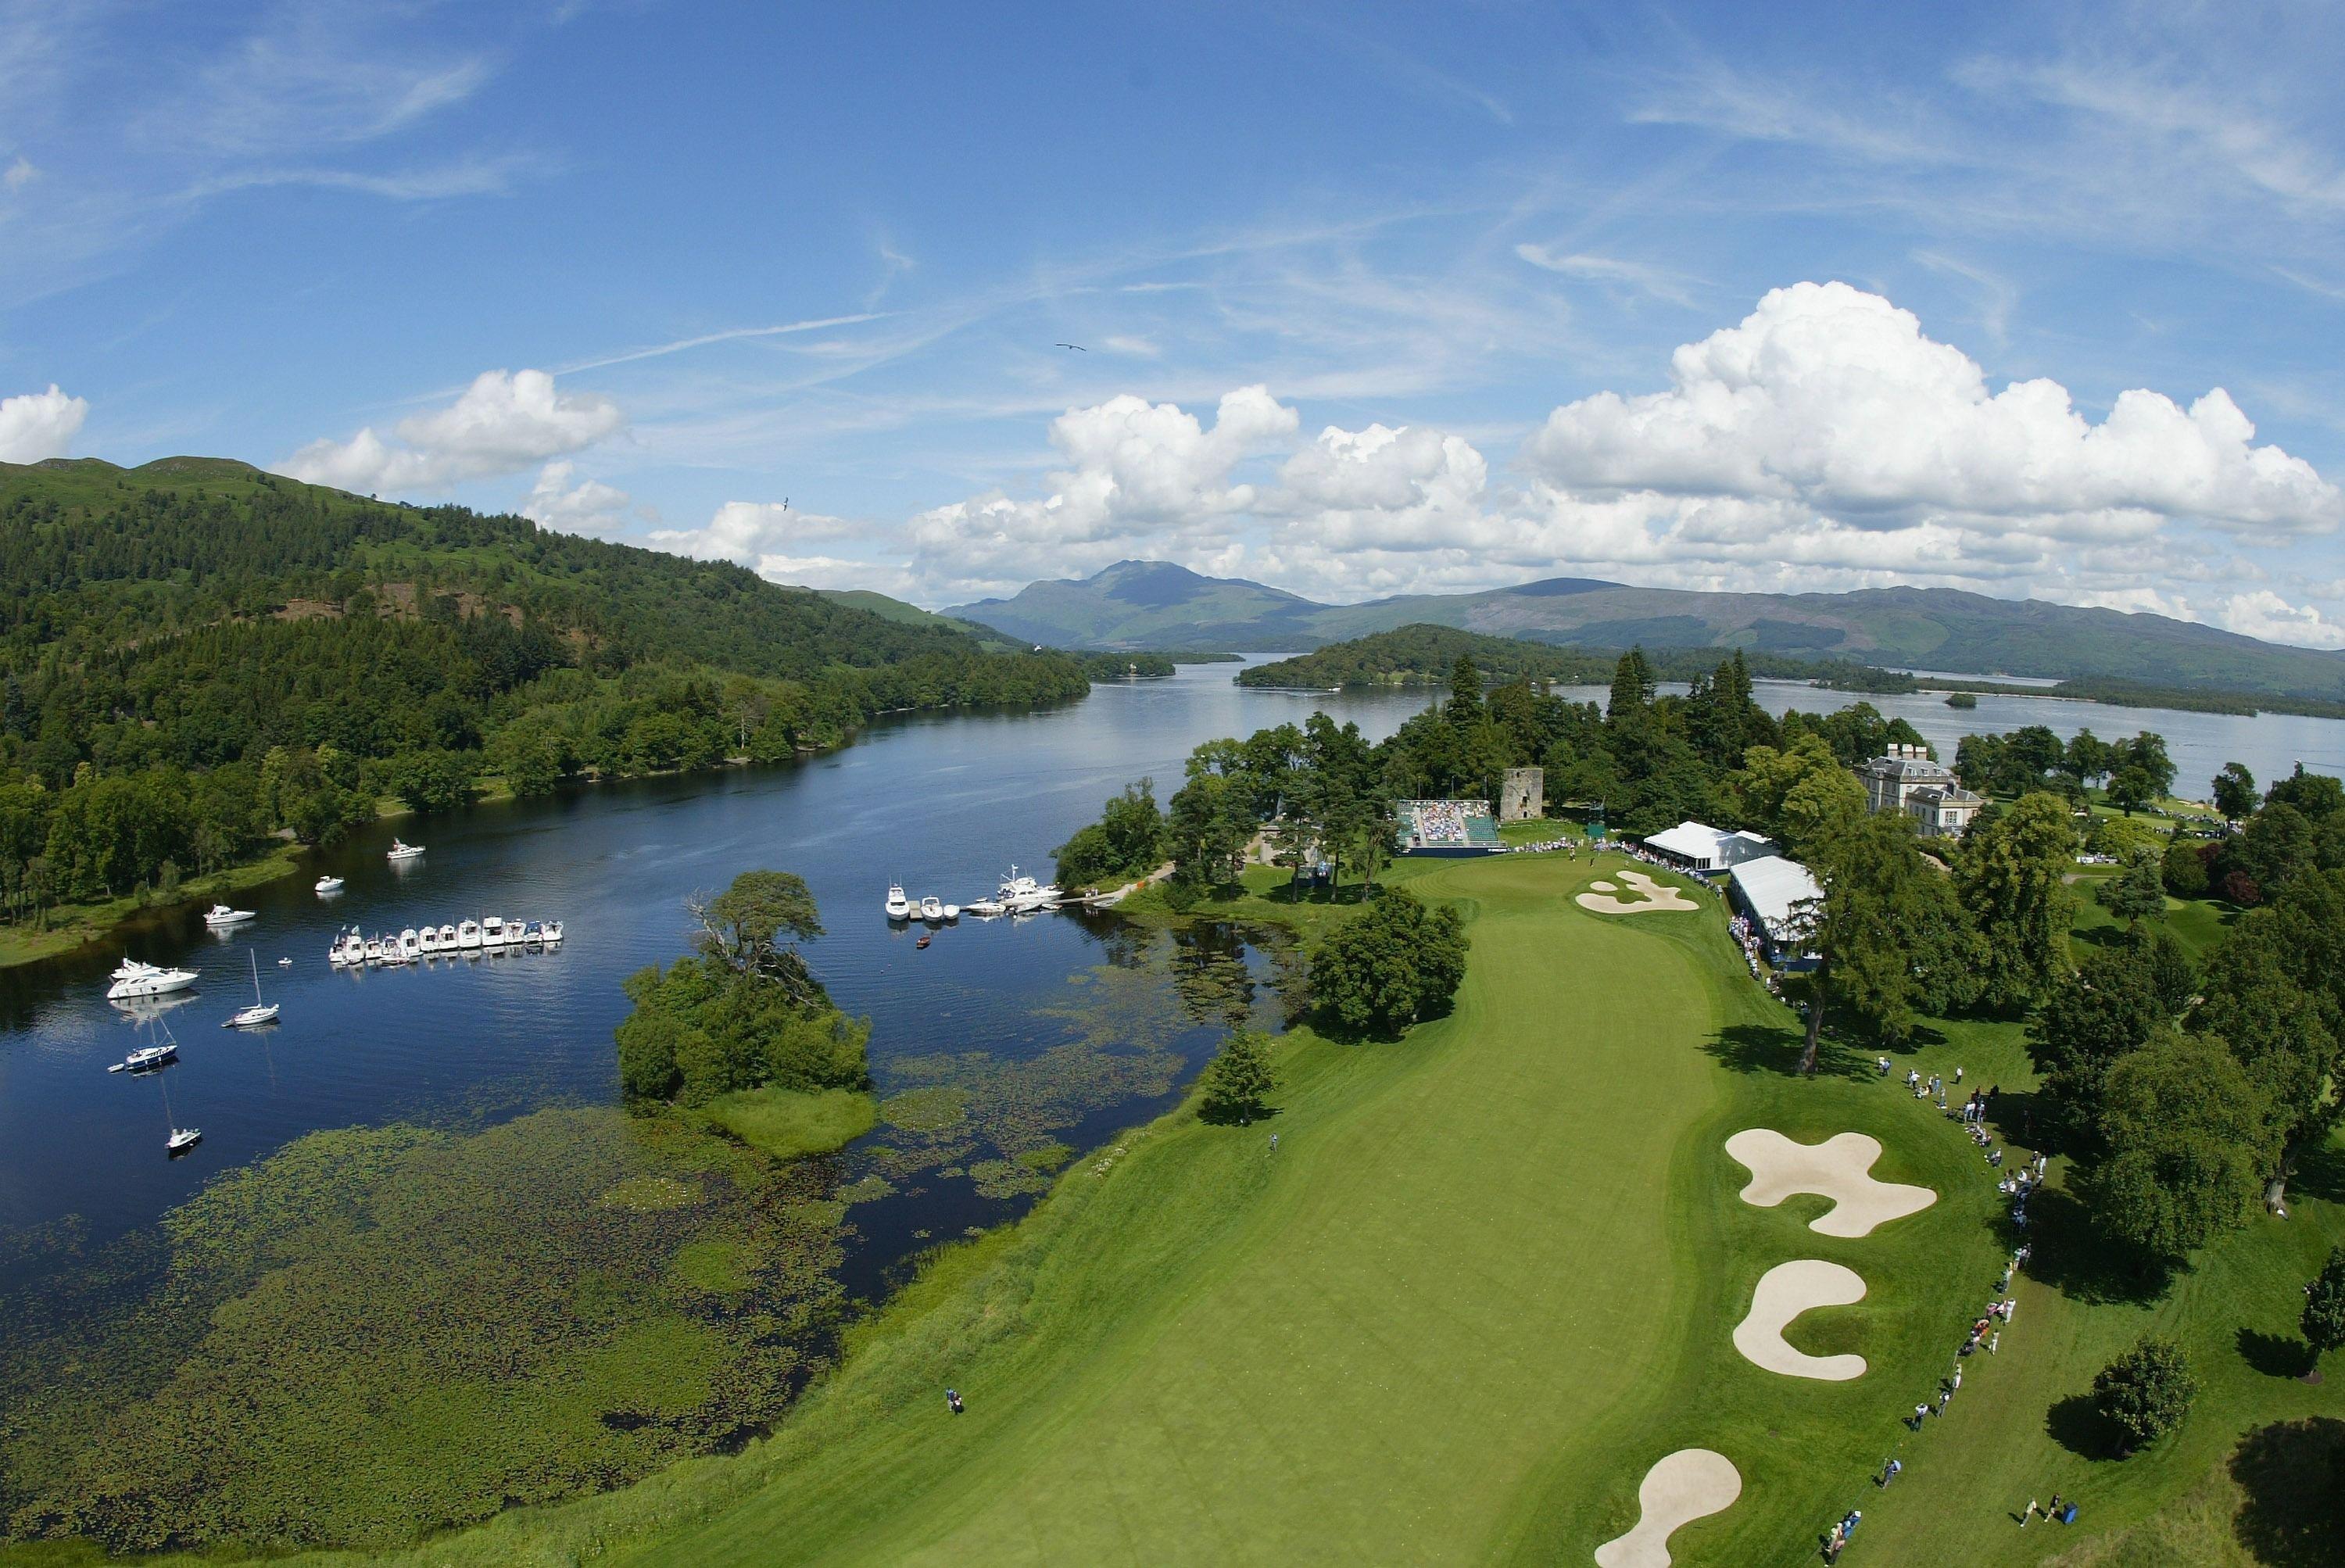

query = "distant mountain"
[947,560,1323,650]
[950,560,2345,700]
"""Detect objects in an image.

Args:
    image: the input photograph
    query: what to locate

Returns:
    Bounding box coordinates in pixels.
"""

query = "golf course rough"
[1733,1260,1870,1380]
[1574,868,1700,915]
[1724,1129,1938,1237]
[1591,1448,1744,1568]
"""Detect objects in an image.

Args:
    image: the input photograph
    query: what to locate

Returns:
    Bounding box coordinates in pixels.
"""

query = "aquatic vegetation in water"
[968,1159,1053,1200]
[879,1085,969,1133]
[834,1174,897,1205]
[0,1107,843,1555]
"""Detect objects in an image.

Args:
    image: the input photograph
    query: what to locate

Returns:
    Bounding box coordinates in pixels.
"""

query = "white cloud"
[1103,335,1161,357]
[1521,281,2340,539]
[279,370,624,493]
[0,384,87,462]
[2214,589,2345,650]
[2,156,34,192]
[521,461,632,537]
[650,499,857,563]
[908,385,1298,592]
[1513,245,1695,306]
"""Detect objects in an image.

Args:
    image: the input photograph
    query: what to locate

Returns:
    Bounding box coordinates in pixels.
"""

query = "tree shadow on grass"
[2237,1326,2318,1381]
[2292,1140,2345,1205]
[1703,1022,1872,1081]
[2023,1187,2174,1305]
[2230,1417,2345,1566]
[2046,1392,2123,1460]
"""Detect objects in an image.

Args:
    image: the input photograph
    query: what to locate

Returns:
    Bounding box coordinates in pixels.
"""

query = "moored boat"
[387,839,424,861]
[202,904,255,926]
[106,958,199,1001]
[918,896,945,922]
[481,915,507,949]
[886,884,911,920]
[456,919,482,951]
[224,950,279,1029]
[314,875,344,895]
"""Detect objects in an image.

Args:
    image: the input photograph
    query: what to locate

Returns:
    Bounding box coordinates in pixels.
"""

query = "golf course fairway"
[338,849,2340,1567]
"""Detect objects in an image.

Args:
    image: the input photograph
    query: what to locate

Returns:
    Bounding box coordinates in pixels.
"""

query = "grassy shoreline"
[0,844,308,969]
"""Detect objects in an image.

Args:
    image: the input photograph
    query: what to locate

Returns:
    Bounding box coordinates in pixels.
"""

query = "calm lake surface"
[2,661,2341,1294]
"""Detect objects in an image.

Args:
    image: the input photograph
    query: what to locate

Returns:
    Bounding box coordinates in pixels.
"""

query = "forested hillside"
[0,457,1087,930]
[1236,625,1914,692]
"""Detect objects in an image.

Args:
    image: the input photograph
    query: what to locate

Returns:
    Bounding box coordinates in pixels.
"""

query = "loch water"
[2,661,2341,1295]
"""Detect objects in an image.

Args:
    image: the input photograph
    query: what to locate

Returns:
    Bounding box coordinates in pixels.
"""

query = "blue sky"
[5,1,2345,646]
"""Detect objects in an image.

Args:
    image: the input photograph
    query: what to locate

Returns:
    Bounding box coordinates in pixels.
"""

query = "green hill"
[0,456,1086,954]
[951,560,2345,700]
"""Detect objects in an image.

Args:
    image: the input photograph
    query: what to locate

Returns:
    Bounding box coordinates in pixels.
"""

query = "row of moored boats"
[885,867,1063,923]
[328,915,564,966]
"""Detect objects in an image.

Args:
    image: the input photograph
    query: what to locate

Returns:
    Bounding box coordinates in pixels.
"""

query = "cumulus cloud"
[650,499,857,562]
[279,369,623,493]
[1269,422,1492,550]
[1522,281,2340,539]
[908,385,1298,592]
[521,461,632,537]
[0,384,87,463]
[2214,589,2345,650]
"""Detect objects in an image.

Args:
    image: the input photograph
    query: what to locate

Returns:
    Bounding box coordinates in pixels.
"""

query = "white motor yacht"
[167,1126,201,1153]
[224,951,279,1029]
[886,884,911,920]
[481,915,507,950]
[106,958,200,1001]
[437,922,457,949]
[418,924,439,954]
[202,904,255,927]
[314,875,344,895]
[387,839,424,861]
[329,929,364,967]
[399,928,422,961]
[363,936,385,964]
[539,920,564,945]
[112,1037,177,1073]
[456,919,482,951]
[997,867,1064,914]
[963,897,1005,918]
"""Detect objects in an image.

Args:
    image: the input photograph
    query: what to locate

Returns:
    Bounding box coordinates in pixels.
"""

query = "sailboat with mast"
[223,950,280,1029]
[161,1072,199,1155]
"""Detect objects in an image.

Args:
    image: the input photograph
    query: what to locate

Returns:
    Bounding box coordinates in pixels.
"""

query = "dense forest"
[1235,624,1916,693]
[0,458,1088,923]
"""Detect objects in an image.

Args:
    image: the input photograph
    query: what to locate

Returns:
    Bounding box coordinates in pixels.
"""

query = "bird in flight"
[1055,342,1087,351]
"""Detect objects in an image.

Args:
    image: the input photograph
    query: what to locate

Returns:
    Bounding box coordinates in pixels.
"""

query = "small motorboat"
[387,839,424,861]
[277,957,292,966]
[886,884,912,921]
[167,1126,201,1154]
[363,935,385,964]
[437,922,457,949]
[224,951,280,1029]
[919,896,945,922]
[964,897,1005,918]
[314,875,344,895]
[106,958,199,1001]
[942,903,960,921]
[456,919,482,952]
[539,920,564,945]
[482,915,507,950]
[112,1039,177,1073]
[202,904,255,927]
[915,933,932,949]
[418,924,439,954]
[399,928,422,961]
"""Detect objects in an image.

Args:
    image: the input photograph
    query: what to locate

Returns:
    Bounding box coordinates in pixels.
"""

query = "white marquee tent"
[1642,820,1781,873]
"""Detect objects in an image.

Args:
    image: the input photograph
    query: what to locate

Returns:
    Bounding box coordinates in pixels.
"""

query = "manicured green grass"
[696,1086,879,1160]
[2067,879,2237,965]
[52,846,2334,1566]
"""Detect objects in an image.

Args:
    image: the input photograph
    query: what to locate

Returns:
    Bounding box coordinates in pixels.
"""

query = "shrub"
[2161,836,2210,898]
[2306,1246,2345,1360]
[2093,1337,2198,1452]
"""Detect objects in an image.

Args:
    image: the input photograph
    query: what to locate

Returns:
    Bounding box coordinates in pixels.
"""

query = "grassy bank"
[0,845,306,969]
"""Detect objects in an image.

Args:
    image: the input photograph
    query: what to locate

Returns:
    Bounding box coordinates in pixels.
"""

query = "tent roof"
[1731,854,1824,933]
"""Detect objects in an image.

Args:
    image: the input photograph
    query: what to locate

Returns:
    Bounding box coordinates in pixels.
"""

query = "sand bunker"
[1733,1260,1867,1380]
[1725,1129,1936,1237]
[1577,869,1699,915]
[1592,1448,1743,1568]
[1590,880,1617,891]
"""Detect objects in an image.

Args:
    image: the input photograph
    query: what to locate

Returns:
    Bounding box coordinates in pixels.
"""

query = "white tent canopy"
[1643,820,1780,872]
[1730,855,1824,950]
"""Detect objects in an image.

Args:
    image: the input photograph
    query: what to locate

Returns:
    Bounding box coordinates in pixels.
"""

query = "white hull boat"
[963,897,1004,918]
[106,958,199,1001]
[919,897,945,922]
[399,929,422,961]
[438,923,458,949]
[456,920,482,951]
[418,925,439,954]
[314,876,344,895]
[112,1040,177,1073]
[996,867,1064,914]
[202,904,256,927]
[482,916,507,949]
[942,903,960,920]
[329,929,365,967]
[387,839,424,861]
[886,884,911,920]
[540,920,564,945]
[167,1126,201,1153]
[224,951,279,1029]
